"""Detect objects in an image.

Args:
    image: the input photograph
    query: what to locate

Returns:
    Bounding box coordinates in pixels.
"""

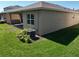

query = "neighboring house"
[0,14,4,20]
[0,1,79,35]
[4,5,22,11]
[4,13,23,24]
[0,5,23,24]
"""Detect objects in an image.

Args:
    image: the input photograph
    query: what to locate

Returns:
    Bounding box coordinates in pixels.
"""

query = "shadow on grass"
[14,25,23,29]
[7,23,23,29]
[43,24,79,46]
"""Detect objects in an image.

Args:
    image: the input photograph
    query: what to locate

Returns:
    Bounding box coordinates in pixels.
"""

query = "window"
[27,14,30,19]
[31,14,34,19]
[27,14,34,25]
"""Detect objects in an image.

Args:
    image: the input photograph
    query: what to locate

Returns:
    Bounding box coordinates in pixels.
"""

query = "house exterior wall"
[38,10,79,35]
[22,10,79,35]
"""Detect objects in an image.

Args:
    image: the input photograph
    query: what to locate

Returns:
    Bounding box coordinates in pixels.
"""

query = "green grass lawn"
[0,24,79,57]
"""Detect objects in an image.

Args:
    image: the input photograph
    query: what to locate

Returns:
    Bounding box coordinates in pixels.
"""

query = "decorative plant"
[17,29,32,43]
[17,29,40,43]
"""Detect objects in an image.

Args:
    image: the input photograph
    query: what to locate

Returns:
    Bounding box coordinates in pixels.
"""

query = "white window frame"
[27,13,34,25]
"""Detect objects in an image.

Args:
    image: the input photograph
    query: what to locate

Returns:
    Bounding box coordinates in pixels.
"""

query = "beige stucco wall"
[38,10,79,35]
[22,10,79,35]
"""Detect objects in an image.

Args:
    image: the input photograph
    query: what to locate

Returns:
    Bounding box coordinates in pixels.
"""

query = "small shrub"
[17,29,32,43]
[26,35,32,43]
[17,29,40,43]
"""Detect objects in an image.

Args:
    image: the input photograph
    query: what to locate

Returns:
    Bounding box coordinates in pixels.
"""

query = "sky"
[0,1,79,12]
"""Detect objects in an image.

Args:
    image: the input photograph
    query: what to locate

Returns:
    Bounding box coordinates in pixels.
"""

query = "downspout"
[72,8,75,25]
